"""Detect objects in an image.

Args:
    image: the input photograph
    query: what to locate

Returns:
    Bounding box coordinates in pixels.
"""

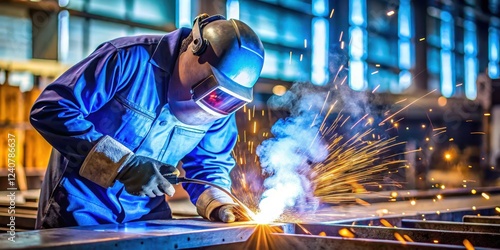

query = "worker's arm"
[31,42,177,196]
[181,114,238,220]
[28,44,134,182]
[30,42,126,170]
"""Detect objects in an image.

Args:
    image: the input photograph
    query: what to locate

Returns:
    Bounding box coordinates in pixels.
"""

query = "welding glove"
[79,135,178,197]
[115,155,179,197]
[212,204,248,223]
[196,188,245,223]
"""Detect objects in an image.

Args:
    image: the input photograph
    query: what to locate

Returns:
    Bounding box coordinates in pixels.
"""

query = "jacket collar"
[149,27,192,73]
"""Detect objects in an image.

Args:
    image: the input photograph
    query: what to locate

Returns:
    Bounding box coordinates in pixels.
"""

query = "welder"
[30,14,264,229]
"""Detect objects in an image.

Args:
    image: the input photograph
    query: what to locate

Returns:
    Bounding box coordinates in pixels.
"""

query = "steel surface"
[1,219,288,250]
[292,222,500,248]
[402,219,500,233]
[463,215,500,224]
[202,233,474,250]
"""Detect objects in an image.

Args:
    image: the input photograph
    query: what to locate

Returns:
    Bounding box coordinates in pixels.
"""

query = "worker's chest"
[87,63,212,165]
[88,97,211,165]
[134,104,211,165]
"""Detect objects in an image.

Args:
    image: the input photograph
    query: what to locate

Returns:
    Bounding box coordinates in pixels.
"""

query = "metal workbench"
[2,219,291,249]
[2,193,500,249]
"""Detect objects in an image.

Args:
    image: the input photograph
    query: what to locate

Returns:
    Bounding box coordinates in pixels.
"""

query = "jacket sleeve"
[181,114,238,207]
[30,42,131,177]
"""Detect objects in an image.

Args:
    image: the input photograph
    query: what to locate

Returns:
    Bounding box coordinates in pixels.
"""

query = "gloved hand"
[211,204,249,223]
[196,188,249,223]
[116,155,179,198]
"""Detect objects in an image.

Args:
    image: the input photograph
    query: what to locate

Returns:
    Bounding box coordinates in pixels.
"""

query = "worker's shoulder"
[106,35,165,50]
[106,28,190,50]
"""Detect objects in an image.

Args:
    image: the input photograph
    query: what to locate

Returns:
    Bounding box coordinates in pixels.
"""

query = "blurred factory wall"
[0,0,499,195]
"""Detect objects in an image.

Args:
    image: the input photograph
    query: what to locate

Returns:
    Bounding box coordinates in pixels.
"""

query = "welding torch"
[163,174,257,221]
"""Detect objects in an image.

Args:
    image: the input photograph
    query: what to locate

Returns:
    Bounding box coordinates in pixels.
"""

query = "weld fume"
[256,82,329,221]
[254,44,385,220]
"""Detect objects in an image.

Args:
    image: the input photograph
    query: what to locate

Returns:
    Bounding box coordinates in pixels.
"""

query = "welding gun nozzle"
[163,175,182,185]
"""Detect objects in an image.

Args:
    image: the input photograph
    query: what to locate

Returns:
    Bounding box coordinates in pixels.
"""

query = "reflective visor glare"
[199,88,247,115]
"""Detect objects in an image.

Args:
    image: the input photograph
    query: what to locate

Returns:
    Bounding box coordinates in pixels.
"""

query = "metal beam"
[1,219,289,250]
[402,219,500,234]
[292,223,500,248]
[463,215,500,224]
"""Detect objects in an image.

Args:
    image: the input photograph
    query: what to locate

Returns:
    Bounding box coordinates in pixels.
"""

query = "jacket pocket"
[89,97,154,150]
[161,126,206,163]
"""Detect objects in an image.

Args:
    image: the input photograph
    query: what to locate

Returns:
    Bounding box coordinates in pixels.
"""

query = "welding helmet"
[169,14,265,125]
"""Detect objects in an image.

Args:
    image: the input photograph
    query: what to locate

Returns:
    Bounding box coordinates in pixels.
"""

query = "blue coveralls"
[30,28,237,229]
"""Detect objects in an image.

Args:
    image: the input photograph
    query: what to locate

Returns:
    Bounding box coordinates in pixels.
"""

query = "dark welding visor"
[191,73,252,116]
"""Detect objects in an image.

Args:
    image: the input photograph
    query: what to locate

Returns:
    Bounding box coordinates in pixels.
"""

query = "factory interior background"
[1,0,500,237]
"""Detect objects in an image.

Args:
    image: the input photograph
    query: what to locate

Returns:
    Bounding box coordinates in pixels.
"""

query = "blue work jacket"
[30,28,237,229]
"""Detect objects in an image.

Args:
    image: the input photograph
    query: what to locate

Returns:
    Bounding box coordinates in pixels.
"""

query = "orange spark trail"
[351,113,369,130]
[379,89,437,126]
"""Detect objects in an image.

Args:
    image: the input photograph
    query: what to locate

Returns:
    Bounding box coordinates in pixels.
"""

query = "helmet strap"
[191,14,226,56]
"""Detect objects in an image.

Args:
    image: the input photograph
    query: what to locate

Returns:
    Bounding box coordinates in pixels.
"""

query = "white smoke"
[255,82,329,222]
[254,43,381,221]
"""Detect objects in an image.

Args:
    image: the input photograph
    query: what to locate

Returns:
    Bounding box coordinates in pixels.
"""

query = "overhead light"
[272,85,287,96]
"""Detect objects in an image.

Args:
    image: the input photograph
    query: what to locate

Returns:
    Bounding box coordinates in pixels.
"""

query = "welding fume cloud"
[255,82,329,222]
[253,43,377,221]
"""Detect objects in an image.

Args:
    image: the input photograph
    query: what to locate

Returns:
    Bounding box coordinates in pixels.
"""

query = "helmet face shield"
[168,15,264,125]
[192,75,250,116]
